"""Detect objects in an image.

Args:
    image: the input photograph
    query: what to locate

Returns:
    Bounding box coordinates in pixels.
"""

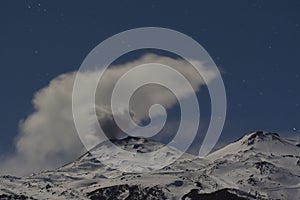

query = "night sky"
[1,0,300,155]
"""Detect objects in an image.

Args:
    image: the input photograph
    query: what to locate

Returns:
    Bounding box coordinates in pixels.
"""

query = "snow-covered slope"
[0,132,299,199]
[206,131,300,199]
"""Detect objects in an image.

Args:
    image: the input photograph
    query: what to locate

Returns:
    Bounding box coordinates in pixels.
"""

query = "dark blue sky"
[1,0,300,153]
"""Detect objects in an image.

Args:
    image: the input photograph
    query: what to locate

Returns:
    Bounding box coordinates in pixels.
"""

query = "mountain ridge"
[0,131,299,199]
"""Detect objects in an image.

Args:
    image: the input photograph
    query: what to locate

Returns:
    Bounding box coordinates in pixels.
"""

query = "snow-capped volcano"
[206,131,300,199]
[0,132,299,199]
[208,131,300,159]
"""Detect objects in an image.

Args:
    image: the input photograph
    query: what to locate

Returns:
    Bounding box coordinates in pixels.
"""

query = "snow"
[0,132,299,199]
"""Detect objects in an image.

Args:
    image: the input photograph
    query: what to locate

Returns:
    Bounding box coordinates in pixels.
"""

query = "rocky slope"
[0,131,299,199]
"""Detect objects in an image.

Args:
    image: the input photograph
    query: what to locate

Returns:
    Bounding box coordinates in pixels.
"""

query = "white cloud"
[0,54,218,176]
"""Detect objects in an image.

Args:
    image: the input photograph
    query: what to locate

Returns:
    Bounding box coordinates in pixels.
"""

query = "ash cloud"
[0,54,218,176]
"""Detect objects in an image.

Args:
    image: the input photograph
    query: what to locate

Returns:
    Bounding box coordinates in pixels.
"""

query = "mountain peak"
[242,131,281,145]
[2,131,300,199]
[63,136,185,173]
[98,136,166,153]
[246,131,280,138]
[207,131,300,161]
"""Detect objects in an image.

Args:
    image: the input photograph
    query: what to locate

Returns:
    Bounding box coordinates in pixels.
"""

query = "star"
[257,90,264,96]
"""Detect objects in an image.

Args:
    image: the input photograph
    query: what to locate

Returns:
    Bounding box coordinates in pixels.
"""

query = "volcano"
[0,131,299,199]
